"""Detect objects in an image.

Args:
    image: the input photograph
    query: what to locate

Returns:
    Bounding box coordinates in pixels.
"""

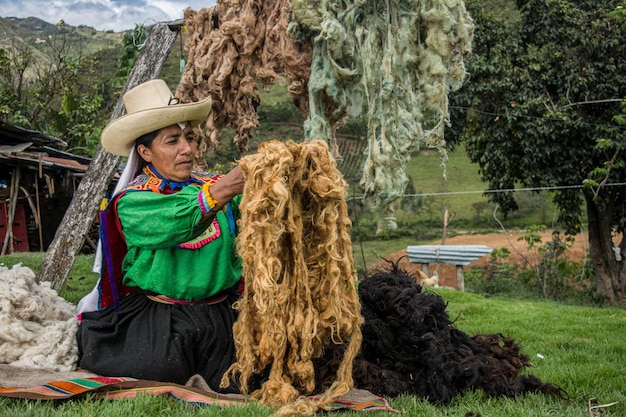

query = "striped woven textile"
[0,376,397,412]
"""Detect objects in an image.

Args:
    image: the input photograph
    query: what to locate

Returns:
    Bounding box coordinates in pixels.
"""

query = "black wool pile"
[314,261,567,404]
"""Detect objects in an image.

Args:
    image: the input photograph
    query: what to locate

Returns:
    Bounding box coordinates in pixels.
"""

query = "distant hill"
[0,16,124,62]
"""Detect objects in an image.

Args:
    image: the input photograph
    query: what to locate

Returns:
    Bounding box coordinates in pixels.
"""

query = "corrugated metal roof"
[0,121,67,147]
[0,121,90,172]
[406,245,493,265]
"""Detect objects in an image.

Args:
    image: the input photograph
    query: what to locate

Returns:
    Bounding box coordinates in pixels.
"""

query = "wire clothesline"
[347,182,626,200]
[450,101,626,127]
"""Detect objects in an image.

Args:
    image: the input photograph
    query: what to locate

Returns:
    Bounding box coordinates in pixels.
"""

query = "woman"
[76,79,245,392]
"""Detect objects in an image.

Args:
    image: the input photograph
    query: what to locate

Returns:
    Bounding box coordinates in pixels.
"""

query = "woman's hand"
[208,165,244,209]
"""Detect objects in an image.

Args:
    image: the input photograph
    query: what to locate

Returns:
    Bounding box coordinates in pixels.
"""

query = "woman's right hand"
[209,165,244,208]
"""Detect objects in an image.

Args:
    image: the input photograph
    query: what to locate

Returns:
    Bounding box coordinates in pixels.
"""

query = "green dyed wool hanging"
[290,0,474,209]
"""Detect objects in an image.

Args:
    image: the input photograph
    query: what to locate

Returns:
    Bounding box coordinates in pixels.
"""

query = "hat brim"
[101,96,212,157]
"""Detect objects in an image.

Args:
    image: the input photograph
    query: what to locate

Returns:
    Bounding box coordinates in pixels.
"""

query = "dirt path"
[373,231,590,289]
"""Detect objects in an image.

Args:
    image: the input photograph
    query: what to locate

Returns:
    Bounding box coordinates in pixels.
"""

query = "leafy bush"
[465,227,601,305]
[465,248,531,296]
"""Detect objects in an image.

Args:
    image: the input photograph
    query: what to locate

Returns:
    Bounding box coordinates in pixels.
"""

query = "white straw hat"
[100,79,212,156]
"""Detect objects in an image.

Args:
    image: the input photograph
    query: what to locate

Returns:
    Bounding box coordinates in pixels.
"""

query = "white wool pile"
[0,263,78,372]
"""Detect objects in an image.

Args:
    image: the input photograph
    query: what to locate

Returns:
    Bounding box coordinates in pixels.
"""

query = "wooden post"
[1,166,20,255]
[442,207,448,245]
[456,265,465,292]
[34,172,43,251]
[37,22,180,289]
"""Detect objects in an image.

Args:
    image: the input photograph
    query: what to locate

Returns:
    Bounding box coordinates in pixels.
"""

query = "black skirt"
[77,290,241,393]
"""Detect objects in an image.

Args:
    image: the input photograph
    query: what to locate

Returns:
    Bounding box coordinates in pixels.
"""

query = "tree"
[450,0,626,304]
[0,21,114,155]
[0,39,33,126]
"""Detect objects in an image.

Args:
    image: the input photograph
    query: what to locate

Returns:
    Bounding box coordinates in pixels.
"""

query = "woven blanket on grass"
[0,365,396,413]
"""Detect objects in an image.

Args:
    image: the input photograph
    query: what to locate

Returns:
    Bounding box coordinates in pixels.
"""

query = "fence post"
[456,265,465,292]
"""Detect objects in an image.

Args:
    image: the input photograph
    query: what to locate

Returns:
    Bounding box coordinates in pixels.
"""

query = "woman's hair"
[134,130,159,171]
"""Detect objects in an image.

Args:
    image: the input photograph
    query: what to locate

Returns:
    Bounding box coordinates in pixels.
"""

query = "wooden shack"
[0,120,95,254]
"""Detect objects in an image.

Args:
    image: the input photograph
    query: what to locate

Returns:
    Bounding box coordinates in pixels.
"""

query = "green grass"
[1,254,625,417]
[405,148,486,219]
[441,289,626,408]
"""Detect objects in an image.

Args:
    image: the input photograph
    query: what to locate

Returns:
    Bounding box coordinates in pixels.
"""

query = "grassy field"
[1,253,625,416]
[348,147,560,272]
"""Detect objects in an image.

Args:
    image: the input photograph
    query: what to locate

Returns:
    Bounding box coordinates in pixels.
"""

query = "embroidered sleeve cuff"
[198,183,219,214]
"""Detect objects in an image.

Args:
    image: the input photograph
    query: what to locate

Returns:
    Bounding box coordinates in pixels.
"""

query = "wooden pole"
[442,207,448,245]
[34,172,43,251]
[456,265,465,292]
[37,22,180,289]
[18,185,39,250]
[1,166,20,255]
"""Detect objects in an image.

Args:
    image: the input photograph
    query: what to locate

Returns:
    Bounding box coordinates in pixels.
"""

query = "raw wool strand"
[179,3,261,162]
[177,1,313,165]
[290,142,364,415]
[416,0,474,145]
[290,0,474,214]
[223,140,363,415]
[296,140,362,346]
[0,264,78,372]
[282,142,319,394]
[289,140,363,391]
[226,141,296,401]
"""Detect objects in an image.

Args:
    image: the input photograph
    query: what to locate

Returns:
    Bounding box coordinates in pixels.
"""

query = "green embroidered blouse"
[116,185,242,301]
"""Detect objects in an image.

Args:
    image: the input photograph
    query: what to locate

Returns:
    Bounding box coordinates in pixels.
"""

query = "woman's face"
[137,124,196,182]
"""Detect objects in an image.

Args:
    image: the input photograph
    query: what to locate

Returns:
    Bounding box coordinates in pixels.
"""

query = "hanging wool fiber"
[179,0,473,225]
[222,140,363,416]
[289,0,474,210]
[177,1,313,167]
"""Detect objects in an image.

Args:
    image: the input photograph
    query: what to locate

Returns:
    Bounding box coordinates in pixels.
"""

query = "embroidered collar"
[144,164,203,190]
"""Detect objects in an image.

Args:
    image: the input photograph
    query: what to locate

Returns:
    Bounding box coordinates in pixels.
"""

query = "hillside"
[0,16,124,82]
[0,16,123,53]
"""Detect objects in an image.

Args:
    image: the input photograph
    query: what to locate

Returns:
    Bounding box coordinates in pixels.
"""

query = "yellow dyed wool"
[221,140,363,416]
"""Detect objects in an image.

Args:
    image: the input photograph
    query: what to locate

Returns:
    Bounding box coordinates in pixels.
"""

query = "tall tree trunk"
[37,23,180,290]
[584,191,625,305]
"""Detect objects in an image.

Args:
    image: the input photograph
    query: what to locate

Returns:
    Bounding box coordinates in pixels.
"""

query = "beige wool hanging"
[177,1,314,168]
[221,140,363,416]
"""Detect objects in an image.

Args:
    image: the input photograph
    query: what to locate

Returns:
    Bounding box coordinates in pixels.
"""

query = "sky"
[0,0,217,32]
